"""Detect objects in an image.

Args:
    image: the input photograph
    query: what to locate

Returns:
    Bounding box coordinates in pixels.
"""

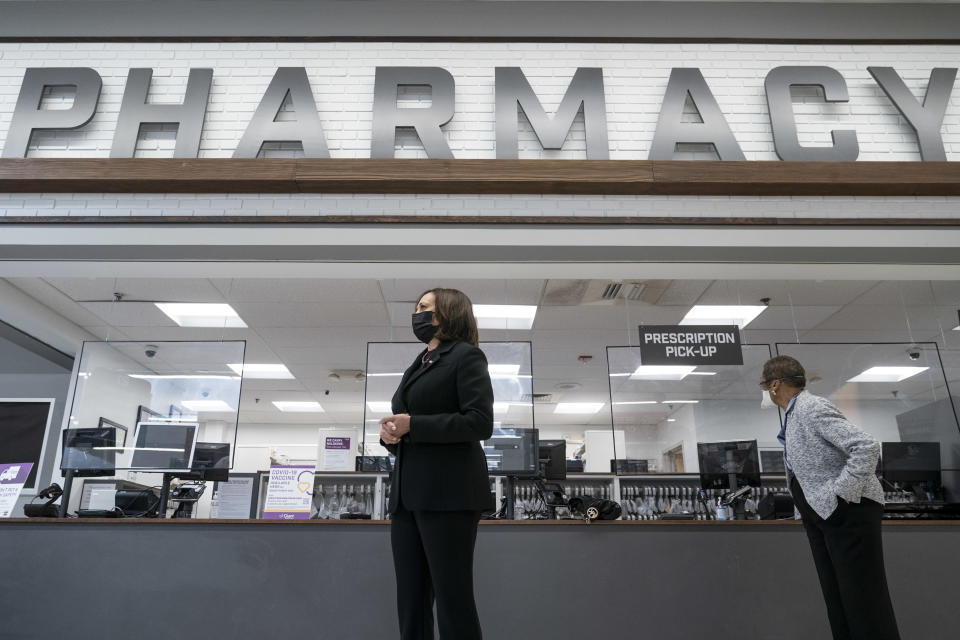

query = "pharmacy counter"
[1,518,957,639]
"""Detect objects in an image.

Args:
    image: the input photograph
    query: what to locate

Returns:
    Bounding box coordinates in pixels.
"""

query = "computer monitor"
[697,440,761,491]
[881,442,941,486]
[760,449,787,474]
[538,439,567,481]
[483,427,539,476]
[60,420,127,477]
[188,442,231,482]
[129,421,199,472]
[611,459,649,474]
[135,405,164,427]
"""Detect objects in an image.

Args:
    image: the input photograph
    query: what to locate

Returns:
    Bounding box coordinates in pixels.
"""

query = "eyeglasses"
[759,375,802,389]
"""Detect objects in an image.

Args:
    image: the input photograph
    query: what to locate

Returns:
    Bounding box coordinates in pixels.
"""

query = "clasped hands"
[379,413,411,445]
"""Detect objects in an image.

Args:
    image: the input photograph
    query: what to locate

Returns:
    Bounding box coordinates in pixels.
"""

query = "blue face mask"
[411,310,438,343]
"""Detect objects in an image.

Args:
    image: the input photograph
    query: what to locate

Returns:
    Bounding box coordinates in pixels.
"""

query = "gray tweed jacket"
[785,390,884,520]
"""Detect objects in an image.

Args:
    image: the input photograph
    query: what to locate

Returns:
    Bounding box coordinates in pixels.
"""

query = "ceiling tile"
[211,278,384,303]
[46,278,225,303]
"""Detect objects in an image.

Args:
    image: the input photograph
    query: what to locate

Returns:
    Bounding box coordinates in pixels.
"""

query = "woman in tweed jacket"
[761,355,900,640]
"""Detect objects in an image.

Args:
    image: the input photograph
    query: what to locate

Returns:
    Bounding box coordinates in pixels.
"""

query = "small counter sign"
[638,325,744,366]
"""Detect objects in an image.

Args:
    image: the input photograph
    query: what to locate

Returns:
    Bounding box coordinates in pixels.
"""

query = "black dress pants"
[790,476,900,640]
[390,499,483,640]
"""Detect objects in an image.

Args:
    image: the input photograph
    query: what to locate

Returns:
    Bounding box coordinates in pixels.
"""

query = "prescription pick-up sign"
[638,325,744,366]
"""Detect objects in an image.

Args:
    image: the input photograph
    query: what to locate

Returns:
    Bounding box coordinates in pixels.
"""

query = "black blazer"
[381,340,495,514]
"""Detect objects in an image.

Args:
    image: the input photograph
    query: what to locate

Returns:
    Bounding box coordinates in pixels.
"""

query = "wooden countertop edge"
[2,517,957,526]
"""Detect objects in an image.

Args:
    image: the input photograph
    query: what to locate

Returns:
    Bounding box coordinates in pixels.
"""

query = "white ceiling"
[6,276,960,430]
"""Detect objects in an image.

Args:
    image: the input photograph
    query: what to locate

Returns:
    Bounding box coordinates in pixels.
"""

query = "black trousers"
[390,499,483,640]
[790,476,900,640]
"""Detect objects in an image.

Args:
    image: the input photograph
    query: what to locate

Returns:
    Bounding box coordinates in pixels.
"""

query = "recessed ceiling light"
[554,402,605,414]
[272,401,325,413]
[367,401,393,413]
[228,363,294,379]
[181,400,234,412]
[488,364,521,376]
[847,366,929,383]
[680,305,766,329]
[473,304,537,330]
[629,365,696,381]
[613,401,659,405]
[666,418,677,423]
[155,303,247,328]
[494,401,534,413]
[687,371,717,376]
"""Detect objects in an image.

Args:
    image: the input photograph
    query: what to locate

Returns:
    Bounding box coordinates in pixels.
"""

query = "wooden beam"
[0,159,959,196]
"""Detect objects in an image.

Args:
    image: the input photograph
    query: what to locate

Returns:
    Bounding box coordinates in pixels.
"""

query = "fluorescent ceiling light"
[181,400,234,412]
[680,305,766,329]
[366,372,404,377]
[155,303,247,328]
[367,401,393,413]
[494,401,534,413]
[613,401,658,405]
[630,365,696,381]
[666,419,677,423]
[473,304,537,330]
[488,364,521,376]
[687,371,717,376]
[664,400,699,404]
[847,366,929,383]
[554,402,605,414]
[128,374,239,380]
[272,401,325,413]
[228,364,294,379]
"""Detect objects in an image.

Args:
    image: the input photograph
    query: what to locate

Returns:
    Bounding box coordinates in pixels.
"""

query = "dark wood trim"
[2,215,960,227]
[2,159,960,197]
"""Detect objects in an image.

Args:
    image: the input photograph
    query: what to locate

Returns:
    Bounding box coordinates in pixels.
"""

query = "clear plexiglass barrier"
[362,342,534,471]
[62,340,245,473]
[776,342,960,502]
[606,344,779,479]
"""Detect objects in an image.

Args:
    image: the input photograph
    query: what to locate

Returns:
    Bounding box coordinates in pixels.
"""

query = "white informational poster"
[211,476,256,519]
[317,428,357,471]
[262,463,315,520]
[0,462,34,518]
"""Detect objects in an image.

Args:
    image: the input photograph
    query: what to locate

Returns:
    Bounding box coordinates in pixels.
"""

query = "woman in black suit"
[379,287,494,640]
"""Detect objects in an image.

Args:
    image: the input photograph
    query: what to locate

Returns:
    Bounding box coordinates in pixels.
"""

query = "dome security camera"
[144,344,159,358]
[907,348,921,361]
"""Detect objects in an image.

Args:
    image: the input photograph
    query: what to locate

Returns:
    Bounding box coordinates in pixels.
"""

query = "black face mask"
[412,310,439,344]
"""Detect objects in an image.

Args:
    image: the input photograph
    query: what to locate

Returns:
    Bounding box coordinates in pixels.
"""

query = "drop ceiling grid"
[2,276,958,425]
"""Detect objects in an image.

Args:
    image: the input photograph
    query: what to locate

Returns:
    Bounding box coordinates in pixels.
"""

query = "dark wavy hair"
[417,288,480,347]
[762,355,807,389]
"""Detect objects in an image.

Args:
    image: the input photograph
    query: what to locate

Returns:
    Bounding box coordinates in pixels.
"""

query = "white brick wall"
[1,42,959,219]
[1,192,958,219]
[0,42,959,160]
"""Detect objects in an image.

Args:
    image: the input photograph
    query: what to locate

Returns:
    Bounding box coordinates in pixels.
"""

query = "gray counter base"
[1,521,956,639]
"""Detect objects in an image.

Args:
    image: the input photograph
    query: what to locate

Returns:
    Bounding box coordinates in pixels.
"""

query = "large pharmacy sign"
[1,65,955,161]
